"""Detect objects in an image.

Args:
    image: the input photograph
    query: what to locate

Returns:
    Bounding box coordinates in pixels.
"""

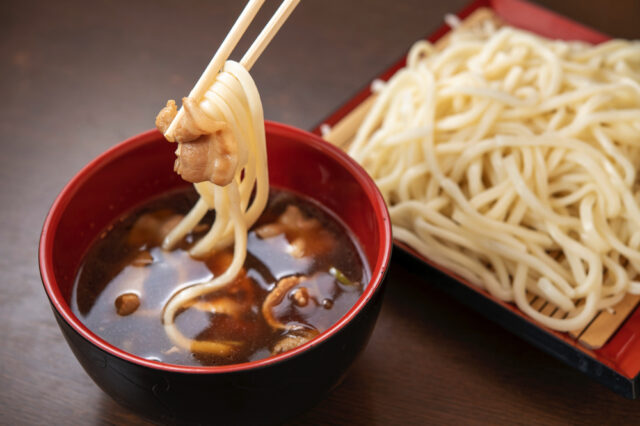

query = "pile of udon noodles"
[348,20,640,331]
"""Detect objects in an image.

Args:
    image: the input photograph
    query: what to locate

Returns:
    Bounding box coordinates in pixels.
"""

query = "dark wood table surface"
[3,0,640,424]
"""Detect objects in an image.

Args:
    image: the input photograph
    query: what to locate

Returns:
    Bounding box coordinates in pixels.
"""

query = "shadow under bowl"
[39,121,392,425]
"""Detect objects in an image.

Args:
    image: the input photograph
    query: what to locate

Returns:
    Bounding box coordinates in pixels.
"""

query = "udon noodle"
[349,22,640,331]
[158,60,269,353]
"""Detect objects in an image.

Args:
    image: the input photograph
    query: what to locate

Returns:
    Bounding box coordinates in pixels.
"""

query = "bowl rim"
[39,120,392,374]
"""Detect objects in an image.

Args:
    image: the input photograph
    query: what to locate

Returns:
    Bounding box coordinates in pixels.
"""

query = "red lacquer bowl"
[39,122,392,424]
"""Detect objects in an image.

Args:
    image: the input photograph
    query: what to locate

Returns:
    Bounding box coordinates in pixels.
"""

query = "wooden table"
[2,0,640,424]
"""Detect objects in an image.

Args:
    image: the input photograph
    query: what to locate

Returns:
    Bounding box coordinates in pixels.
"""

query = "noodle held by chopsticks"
[156,0,299,354]
[349,23,640,331]
[161,61,268,354]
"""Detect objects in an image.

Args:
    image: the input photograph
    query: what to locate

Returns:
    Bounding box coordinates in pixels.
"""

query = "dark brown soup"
[72,187,369,366]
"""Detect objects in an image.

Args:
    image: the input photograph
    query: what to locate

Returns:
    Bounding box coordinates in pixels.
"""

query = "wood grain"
[2,0,640,425]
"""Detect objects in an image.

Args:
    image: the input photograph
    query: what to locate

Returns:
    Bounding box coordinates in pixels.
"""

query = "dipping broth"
[72,188,369,366]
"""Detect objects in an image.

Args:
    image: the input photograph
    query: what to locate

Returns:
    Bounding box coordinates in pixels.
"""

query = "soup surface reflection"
[72,187,369,366]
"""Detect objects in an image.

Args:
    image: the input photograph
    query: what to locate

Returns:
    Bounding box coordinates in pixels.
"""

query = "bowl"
[39,121,392,425]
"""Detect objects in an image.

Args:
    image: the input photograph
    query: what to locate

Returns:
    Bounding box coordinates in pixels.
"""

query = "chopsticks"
[164,0,300,139]
[240,0,299,70]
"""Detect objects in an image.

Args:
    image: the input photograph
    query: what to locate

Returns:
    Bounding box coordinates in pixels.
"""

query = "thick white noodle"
[161,60,268,351]
[349,26,640,331]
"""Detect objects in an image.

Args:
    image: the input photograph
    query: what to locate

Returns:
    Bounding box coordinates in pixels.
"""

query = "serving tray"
[311,0,640,399]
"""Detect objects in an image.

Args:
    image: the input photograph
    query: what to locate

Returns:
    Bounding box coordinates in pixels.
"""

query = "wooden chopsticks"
[164,0,300,139]
[240,0,299,70]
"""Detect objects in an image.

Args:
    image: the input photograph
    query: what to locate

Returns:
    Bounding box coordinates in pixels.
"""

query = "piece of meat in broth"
[272,328,319,355]
[261,274,320,355]
[127,211,184,248]
[255,205,335,258]
[262,275,307,330]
